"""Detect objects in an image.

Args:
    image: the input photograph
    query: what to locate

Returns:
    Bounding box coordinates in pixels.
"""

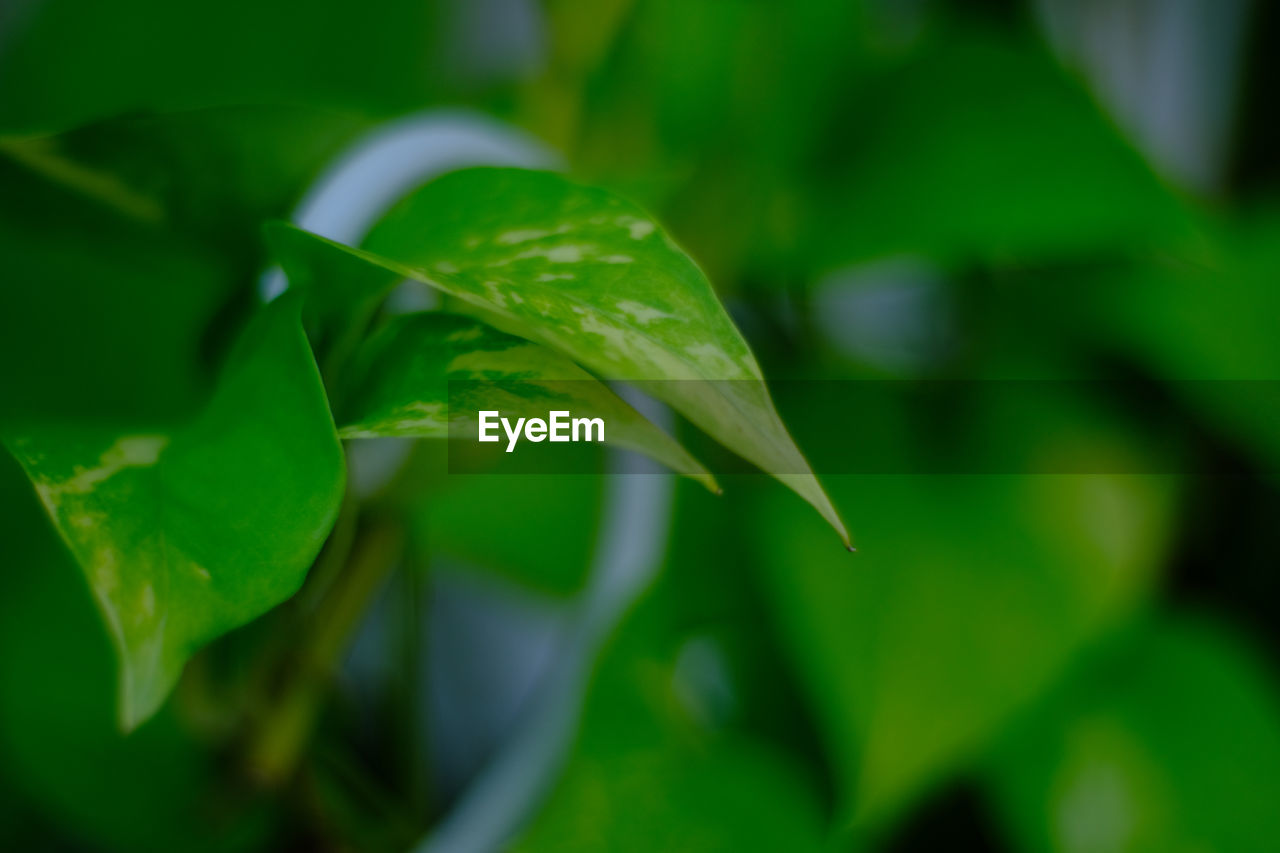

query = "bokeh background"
[2,0,1279,850]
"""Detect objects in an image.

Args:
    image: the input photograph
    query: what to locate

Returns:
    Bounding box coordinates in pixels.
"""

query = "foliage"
[2,2,1279,852]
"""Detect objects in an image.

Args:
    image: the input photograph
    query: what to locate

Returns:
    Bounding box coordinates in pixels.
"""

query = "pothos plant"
[2,165,847,737]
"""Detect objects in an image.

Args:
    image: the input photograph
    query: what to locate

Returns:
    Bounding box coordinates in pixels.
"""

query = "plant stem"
[244,513,405,786]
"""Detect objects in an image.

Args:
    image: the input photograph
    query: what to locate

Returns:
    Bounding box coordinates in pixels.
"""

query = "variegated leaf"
[267,168,848,545]
[3,297,344,729]
[337,311,717,491]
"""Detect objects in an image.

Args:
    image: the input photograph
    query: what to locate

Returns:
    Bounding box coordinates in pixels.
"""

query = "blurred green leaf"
[813,29,1192,267]
[0,106,367,427]
[3,298,344,728]
[569,0,872,283]
[985,618,1280,852]
[1094,213,1280,473]
[578,0,868,170]
[0,0,443,133]
[3,105,366,240]
[0,155,234,426]
[2,106,368,254]
[273,167,849,544]
[756,460,1177,834]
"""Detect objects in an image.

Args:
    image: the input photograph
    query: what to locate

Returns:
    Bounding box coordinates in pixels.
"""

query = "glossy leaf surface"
[4,299,344,729]
[0,452,268,851]
[268,168,847,544]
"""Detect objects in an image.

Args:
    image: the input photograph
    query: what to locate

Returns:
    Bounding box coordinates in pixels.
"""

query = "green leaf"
[266,168,848,545]
[271,218,717,490]
[268,212,408,380]
[985,619,1280,852]
[0,0,442,133]
[1,105,368,254]
[753,388,1178,833]
[814,29,1191,267]
[0,106,367,428]
[1092,213,1280,474]
[0,451,270,852]
[336,312,717,491]
[0,153,235,427]
[3,297,344,729]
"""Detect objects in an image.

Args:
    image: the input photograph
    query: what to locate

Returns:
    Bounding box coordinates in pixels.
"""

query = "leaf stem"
[244,512,405,786]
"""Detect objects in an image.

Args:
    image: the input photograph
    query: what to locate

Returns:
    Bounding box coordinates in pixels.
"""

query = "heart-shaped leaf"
[3,297,344,729]
[757,465,1176,830]
[266,168,848,545]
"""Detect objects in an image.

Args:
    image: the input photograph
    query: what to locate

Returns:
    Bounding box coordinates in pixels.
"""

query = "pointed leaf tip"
[286,168,850,541]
